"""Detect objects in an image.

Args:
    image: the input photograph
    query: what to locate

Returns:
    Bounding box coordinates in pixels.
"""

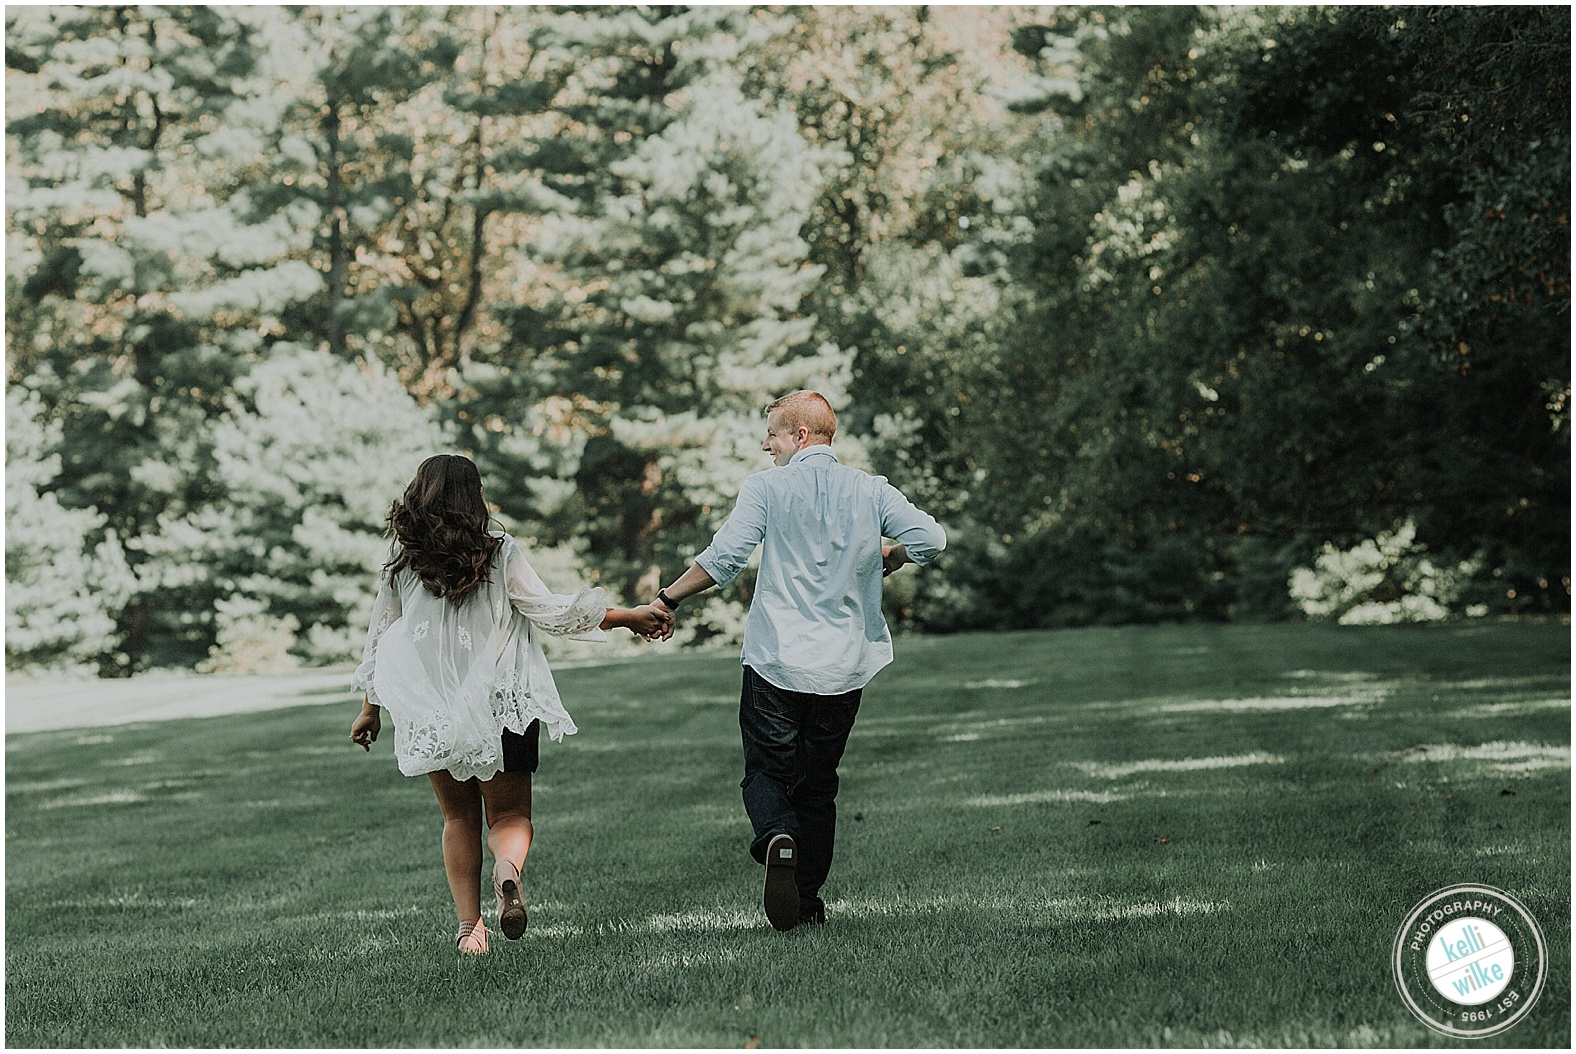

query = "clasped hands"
[629,602,675,642]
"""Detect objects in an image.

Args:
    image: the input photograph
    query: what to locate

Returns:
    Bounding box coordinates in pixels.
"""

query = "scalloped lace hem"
[494,685,578,743]
[389,696,577,781]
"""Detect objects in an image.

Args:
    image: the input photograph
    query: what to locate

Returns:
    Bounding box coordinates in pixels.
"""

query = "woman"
[349,454,670,954]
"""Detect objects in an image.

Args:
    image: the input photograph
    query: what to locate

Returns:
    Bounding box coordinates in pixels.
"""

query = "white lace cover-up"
[351,532,607,781]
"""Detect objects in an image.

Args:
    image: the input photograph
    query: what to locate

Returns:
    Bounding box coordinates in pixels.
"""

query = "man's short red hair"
[766,390,837,441]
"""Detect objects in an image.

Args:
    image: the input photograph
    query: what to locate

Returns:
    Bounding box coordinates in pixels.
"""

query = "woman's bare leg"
[427,771,484,925]
[479,770,534,878]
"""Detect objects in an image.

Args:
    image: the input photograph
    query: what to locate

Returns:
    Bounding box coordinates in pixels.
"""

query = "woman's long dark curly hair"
[385,454,504,605]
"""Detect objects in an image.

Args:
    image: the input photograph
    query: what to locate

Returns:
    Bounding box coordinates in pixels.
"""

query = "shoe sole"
[498,879,527,940]
[763,834,800,931]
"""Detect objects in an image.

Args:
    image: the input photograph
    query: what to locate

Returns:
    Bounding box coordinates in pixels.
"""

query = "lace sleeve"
[505,545,609,641]
[350,571,403,703]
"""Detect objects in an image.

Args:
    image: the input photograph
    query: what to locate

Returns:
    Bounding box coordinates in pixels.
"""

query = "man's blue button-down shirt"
[695,446,947,695]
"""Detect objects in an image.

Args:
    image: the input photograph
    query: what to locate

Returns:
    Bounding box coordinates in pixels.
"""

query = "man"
[652,390,946,930]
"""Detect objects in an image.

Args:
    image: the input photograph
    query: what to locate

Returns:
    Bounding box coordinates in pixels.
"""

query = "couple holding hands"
[349,391,945,954]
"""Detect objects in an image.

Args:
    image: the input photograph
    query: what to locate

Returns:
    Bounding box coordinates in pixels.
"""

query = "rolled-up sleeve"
[878,480,946,566]
[694,473,769,587]
[505,545,609,641]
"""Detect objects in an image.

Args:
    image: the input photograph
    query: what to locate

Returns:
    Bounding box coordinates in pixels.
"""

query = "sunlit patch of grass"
[1157,694,1370,711]
[966,788,1133,806]
[1070,751,1286,778]
[35,789,148,809]
[1400,740,1571,775]
[1446,698,1571,718]
[4,621,1570,1047]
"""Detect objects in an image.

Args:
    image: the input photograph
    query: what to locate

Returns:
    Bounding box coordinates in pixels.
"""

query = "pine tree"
[139,345,447,669]
[463,7,840,638]
[5,5,337,668]
[4,387,136,673]
[5,7,557,668]
[250,6,480,384]
[745,7,1034,629]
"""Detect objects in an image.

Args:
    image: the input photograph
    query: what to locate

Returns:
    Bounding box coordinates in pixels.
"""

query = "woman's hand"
[626,603,675,641]
[882,543,910,577]
[350,701,381,751]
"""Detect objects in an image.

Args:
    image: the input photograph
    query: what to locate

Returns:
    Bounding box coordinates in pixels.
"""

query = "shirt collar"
[788,445,838,466]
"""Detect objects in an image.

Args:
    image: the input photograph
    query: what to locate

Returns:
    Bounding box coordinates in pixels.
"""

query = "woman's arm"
[504,543,609,640]
[602,604,674,639]
[504,539,670,639]
[350,571,402,703]
[350,694,381,751]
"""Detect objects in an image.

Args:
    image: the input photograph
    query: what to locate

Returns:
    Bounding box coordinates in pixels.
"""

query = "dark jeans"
[739,665,862,908]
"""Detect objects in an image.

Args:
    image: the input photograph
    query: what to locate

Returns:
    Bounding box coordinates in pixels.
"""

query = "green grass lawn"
[5,621,1570,1047]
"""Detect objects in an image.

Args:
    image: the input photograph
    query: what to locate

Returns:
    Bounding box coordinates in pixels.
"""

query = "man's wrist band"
[657,589,680,609]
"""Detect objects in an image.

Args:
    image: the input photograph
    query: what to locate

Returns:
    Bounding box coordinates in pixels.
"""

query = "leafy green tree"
[1166,5,1570,614]
[1341,5,1570,612]
[941,5,1567,627]
[875,6,1228,628]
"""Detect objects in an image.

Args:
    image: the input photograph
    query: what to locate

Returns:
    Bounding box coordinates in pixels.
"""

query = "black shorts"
[501,720,541,774]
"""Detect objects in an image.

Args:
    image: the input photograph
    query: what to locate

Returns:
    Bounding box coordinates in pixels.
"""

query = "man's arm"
[654,474,766,614]
[878,480,946,573]
[655,563,717,612]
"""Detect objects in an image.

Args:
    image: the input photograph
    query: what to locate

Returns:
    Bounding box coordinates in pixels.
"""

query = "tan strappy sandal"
[493,859,527,940]
[456,917,489,955]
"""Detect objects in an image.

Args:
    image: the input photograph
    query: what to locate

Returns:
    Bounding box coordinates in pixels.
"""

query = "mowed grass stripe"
[5,621,1570,1047]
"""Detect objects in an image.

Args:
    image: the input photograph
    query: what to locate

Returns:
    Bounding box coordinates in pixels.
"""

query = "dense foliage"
[6,5,1568,674]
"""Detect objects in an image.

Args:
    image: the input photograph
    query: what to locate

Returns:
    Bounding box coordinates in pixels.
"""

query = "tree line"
[5,5,1568,676]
